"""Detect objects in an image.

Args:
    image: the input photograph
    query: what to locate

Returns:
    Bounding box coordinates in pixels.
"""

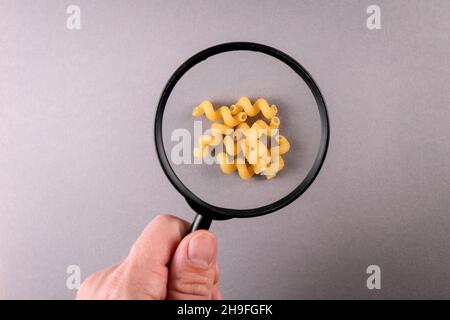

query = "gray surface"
[0,0,449,299]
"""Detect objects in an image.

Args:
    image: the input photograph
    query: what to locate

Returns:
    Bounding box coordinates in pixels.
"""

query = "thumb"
[167,230,218,300]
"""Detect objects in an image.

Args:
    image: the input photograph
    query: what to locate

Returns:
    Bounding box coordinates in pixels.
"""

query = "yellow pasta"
[253,162,268,174]
[216,152,236,174]
[250,119,279,137]
[211,123,233,135]
[193,130,223,158]
[216,152,255,180]
[248,148,271,166]
[253,98,278,119]
[245,134,271,165]
[192,135,212,158]
[234,122,250,141]
[271,135,291,155]
[230,97,278,119]
[263,156,285,179]
[236,122,250,132]
[193,148,208,159]
[192,100,247,127]
[223,135,237,156]
[237,137,249,160]
[192,97,291,180]
[269,116,280,129]
[236,161,254,180]
[233,118,280,138]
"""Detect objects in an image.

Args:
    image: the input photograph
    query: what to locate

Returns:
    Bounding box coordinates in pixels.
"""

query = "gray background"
[0,0,449,299]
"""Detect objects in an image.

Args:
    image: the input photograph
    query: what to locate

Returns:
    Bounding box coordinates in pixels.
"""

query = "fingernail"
[188,233,216,267]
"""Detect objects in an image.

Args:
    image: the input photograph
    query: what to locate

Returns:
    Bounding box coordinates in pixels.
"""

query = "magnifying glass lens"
[161,50,323,211]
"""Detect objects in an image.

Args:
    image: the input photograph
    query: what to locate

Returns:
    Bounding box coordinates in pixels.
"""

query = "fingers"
[128,214,190,274]
[76,214,222,300]
[167,230,218,300]
[77,214,190,300]
[114,214,189,299]
[76,262,123,299]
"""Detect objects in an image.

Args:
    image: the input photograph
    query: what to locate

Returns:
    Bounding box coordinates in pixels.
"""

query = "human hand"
[77,215,221,300]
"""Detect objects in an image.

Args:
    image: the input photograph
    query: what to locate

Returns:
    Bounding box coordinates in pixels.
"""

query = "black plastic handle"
[189,214,212,232]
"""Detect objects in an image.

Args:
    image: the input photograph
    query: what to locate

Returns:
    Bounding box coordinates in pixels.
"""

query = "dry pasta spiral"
[192,127,223,158]
[230,97,278,119]
[192,100,247,127]
[193,97,291,180]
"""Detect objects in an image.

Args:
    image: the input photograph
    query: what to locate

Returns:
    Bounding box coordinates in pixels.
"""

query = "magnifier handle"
[189,214,212,232]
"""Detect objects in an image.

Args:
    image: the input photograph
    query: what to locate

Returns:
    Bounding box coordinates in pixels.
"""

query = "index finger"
[123,214,190,299]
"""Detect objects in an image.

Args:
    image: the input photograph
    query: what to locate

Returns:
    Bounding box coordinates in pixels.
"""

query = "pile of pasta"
[192,97,290,180]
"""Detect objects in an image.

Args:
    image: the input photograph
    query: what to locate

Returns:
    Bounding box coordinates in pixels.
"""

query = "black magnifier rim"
[155,42,329,219]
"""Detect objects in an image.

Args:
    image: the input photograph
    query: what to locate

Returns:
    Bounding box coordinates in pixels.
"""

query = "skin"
[77,215,222,300]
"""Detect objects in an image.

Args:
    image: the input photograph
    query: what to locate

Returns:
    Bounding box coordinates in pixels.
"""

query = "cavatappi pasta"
[229,97,278,119]
[192,97,291,180]
[192,101,248,127]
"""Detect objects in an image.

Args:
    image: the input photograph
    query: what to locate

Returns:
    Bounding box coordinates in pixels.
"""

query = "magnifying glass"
[154,42,329,232]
